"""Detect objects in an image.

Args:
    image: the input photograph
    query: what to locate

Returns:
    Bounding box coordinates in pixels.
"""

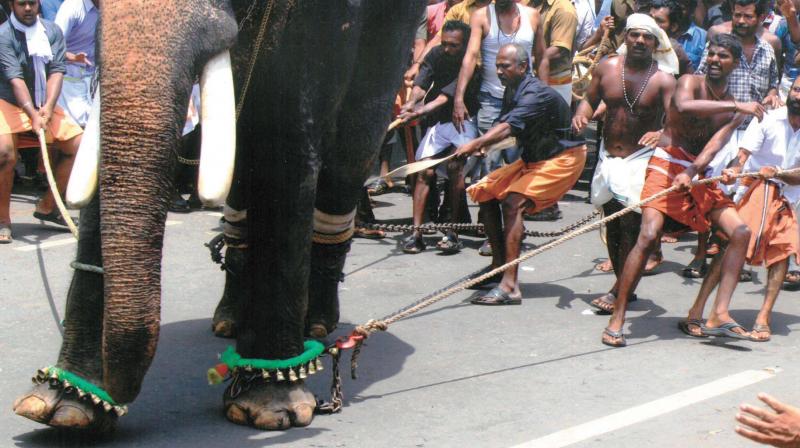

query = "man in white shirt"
[54,0,98,127]
[704,77,800,342]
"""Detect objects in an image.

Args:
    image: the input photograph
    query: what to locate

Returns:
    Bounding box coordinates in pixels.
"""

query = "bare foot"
[14,382,117,433]
[595,259,613,272]
[224,379,316,430]
[590,292,615,314]
[643,253,663,274]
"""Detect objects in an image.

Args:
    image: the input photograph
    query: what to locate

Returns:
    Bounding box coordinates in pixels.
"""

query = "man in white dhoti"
[54,0,98,128]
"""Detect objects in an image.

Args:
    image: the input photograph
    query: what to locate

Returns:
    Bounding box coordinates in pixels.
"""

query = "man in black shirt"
[456,43,586,305]
[397,20,479,254]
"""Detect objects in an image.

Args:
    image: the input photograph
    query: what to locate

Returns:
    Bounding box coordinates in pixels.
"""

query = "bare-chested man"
[602,33,765,347]
[573,14,677,314]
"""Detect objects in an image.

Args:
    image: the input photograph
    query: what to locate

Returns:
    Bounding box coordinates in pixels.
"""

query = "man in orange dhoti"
[455,43,586,305]
[702,78,800,342]
[0,0,84,244]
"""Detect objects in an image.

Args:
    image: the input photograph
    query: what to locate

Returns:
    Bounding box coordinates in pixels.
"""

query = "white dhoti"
[57,65,93,128]
[415,120,479,178]
[591,144,654,212]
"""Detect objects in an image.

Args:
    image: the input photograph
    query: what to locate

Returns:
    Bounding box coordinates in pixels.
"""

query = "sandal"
[602,327,626,347]
[478,240,492,256]
[436,231,463,254]
[401,234,425,254]
[739,270,753,282]
[354,226,386,239]
[681,258,707,279]
[700,321,750,340]
[783,270,800,289]
[33,210,74,227]
[470,287,521,305]
[590,292,637,314]
[0,224,11,244]
[748,324,771,342]
[677,319,708,338]
[367,179,389,196]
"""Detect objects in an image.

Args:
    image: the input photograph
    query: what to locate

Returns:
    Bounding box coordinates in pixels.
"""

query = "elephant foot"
[13,382,117,433]
[212,297,237,338]
[224,379,316,430]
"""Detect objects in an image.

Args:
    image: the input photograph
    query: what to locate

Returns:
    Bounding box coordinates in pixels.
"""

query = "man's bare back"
[660,74,737,154]
[585,55,675,158]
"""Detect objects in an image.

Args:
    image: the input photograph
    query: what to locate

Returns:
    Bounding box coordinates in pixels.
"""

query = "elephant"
[12,0,424,433]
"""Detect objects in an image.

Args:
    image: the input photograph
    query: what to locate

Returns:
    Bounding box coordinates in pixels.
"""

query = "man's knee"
[636,225,661,250]
[0,143,16,169]
[729,224,751,245]
[501,194,527,213]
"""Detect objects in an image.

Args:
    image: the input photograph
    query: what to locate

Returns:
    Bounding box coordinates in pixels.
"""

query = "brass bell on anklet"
[315,359,324,371]
[288,368,298,382]
[103,402,113,413]
[276,369,286,382]
[298,365,307,379]
[261,370,271,381]
[91,394,102,405]
[307,361,316,374]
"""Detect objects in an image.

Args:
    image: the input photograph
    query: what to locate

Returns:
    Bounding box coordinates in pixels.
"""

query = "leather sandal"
[470,287,521,305]
[401,234,425,254]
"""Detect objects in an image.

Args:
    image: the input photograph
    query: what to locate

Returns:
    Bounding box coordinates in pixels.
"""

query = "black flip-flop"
[33,210,72,227]
[436,231,463,254]
[470,287,521,305]
[700,321,750,340]
[602,327,626,347]
[677,319,708,338]
[681,259,707,279]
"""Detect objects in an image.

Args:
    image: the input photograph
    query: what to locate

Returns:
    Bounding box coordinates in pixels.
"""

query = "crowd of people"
[373,0,800,352]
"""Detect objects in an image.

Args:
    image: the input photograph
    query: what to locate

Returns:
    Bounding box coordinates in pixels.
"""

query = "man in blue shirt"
[40,0,64,21]
[649,0,707,69]
[774,0,800,99]
[0,0,83,244]
[54,0,98,127]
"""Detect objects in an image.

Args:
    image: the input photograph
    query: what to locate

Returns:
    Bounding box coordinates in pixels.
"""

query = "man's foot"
[366,179,389,196]
[470,286,521,305]
[677,319,708,338]
[784,270,800,290]
[401,234,425,254]
[749,324,771,342]
[739,270,753,282]
[681,258,707,279]
[436,231,462,254]
[660,233,679,243]
[590,292,616,314]
[478,240,492,256]
[33,210,73,227]
[595,259,613,272]
[706,242,720,257]
[354,226,386,239]
[524,206,562,221]
[701,321,750,340]
[601,327,626,347]
[0,223,11,244]
[643,253,663,275]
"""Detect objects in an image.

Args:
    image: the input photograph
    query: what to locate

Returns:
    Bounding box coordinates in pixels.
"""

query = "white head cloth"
[616,13,679,75]
[9,13,53,108]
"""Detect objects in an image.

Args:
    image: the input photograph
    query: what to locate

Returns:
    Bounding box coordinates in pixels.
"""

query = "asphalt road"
[2,182,799,448]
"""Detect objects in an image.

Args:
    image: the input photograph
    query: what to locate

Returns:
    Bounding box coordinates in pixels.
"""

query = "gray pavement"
[2,182,800,448]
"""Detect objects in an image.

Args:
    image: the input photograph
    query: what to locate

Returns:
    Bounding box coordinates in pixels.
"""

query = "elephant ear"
[197,51,236,207]
[66,88,100,209]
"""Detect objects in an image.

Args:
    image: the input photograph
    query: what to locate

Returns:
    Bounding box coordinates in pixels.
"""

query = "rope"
[70,261,105,275]
[359,210,600,238]
[344,167,800,377]
[38,129,79,238]
[572,30,612,100]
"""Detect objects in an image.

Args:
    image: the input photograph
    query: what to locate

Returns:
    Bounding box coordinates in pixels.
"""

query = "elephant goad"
[13,0,424,433]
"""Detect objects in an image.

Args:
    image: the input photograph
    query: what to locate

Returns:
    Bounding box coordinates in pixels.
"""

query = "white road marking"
[511,367,780,448]
[15,221,182,252]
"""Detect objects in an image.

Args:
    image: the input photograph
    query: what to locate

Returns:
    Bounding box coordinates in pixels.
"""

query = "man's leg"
[592,200,640,312]
[604,207,665,345]
[496,193,529,298]
[0,133,16,239]
[480,200,505,267]
[703,206,750,333]
[439,157,467,252]
[37,135,79,215]
[404,166,433,253]
[751,257,789,341]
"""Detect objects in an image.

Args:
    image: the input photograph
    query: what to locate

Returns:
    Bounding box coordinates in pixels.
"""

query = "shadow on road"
[12,319,414,447]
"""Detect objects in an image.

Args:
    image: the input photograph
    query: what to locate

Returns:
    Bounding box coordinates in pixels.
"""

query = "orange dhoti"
[640,146,733,232]
[736,178,799,267]
[467,145,586,213]
[0,99,82,142]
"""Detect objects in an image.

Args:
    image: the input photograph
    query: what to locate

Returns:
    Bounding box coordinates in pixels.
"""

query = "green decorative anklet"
[33,367,128,416]
[208,341,326,385]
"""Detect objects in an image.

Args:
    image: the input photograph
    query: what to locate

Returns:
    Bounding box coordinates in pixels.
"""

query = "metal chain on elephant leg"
[341,168,800,381]
[358,209,600,238]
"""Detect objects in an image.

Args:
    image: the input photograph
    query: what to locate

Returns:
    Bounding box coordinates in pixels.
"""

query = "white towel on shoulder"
[10,14,53,107]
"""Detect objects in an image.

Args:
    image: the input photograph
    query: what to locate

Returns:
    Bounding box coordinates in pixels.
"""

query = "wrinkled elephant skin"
[14,0,423,435]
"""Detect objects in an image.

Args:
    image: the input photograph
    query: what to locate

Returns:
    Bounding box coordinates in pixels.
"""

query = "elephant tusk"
[198,51,236,206]
[65,86,100,209]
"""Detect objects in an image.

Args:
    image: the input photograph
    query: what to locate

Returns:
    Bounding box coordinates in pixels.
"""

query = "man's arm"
[581,15,613,51]
[403,9,429,85]
[455,122,513,157]
[673,113,746,188]
[538,6,577,82]
[674,75,765,119]
[452,9,487,131]
[40,26,67,125]
[572,59,606,133]
[778,0,800,45]
[763,52,782,108]
[530,9,546,78]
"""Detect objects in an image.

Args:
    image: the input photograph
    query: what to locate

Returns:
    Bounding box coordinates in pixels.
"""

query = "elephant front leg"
[14,197,118,433]
[306,209,354,338]
[211,206,248,338]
